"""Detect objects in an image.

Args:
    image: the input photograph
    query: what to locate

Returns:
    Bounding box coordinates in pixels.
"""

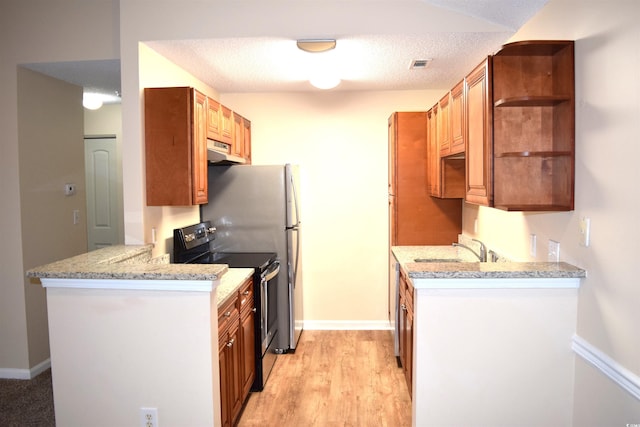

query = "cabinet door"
[228,325,243,423]
[232,113,244,158]
[405,302,413,397]
[192,90,208,204]
[241,307,256,397]
[207,97,222,141]
[144,87,207,206]
[220,105,233,144]
[465,58,493,206]
[219,341,231,427]
[242,118,252,164]
[426,107,441,197]
[450,80,465,155]
[437,93,451,157]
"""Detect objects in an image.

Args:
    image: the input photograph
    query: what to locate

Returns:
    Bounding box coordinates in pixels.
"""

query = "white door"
[84,136,121,250]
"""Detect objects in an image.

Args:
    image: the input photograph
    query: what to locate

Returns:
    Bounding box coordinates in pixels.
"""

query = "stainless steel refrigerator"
[201,163,303,353]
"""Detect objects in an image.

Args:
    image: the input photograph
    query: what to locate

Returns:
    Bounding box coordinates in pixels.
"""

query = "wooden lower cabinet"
[398,268,414,396]
[218,277,255,427]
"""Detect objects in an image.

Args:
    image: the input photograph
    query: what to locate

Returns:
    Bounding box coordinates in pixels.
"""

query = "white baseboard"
[0,358,51,379]
[572,334,640,400]
[303,320,393,331]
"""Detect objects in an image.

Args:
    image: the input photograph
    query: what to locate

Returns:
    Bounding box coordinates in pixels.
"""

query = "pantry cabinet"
[144,87,208,206]
[491,40,575,210]
[218,277,256,427]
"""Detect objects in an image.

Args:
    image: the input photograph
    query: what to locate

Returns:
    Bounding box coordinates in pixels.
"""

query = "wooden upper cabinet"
[491,40,575,211]
[220,105,233,145]
[192,91,208,204]
[426,107,440,197]
[465,58,493,207]
[207,97,222,141]
[242,118,252,165]
[144,87,208,206]
[232,113,244,158]
[437,93,451,157]
[449,80,465,155]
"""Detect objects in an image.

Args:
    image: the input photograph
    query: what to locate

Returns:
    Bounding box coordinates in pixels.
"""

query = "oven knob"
[206,227,217,235]
[184,233,196,242]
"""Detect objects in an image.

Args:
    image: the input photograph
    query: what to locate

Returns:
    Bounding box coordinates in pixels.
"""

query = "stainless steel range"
[173,221,280,391]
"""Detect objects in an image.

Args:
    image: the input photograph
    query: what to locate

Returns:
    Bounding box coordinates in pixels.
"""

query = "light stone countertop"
[26,244,227,281]
[216,268,254,308]
[392,246,586,280]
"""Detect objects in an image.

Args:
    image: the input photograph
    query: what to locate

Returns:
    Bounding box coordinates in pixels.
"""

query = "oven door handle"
[262,261,280,282]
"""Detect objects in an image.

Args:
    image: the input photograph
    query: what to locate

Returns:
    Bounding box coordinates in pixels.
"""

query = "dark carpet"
[0,369,55,426]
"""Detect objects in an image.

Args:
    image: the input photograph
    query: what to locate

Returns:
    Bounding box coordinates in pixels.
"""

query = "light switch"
[530,234,537,257]
[579,217,591,247]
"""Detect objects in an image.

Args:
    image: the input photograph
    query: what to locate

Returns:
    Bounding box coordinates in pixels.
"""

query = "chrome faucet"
[452,238,487,262]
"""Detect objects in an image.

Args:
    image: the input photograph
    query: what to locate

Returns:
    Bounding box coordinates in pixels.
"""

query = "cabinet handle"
[224,311,231,318]
[226,338,235,348]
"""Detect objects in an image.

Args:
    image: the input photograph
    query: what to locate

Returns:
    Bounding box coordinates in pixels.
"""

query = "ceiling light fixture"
[296,39,336,53]
[297,39,341,89]
[309,75,341,90]
[83,92,103,110]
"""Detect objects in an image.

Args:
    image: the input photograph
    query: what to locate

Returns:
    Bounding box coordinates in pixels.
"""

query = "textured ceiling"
[22,0,549,97]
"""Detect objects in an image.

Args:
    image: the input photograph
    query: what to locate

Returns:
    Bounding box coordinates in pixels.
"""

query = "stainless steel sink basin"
[413,258,461,263]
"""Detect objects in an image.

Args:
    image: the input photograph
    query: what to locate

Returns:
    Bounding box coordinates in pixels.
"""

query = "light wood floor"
[237,330,412,427]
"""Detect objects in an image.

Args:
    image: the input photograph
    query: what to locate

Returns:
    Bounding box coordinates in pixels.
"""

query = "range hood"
[207,139,245,164]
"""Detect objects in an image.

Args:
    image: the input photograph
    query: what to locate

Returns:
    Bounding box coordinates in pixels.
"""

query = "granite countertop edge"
[26,244,227,281]
[392,245,586,280]
[216,268,255,308]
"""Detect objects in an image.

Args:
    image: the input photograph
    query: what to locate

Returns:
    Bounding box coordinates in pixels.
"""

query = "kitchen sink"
[413,258,462,263]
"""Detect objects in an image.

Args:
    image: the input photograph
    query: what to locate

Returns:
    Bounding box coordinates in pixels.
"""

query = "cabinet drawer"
[238,278,254,315]
[218,297,239,336]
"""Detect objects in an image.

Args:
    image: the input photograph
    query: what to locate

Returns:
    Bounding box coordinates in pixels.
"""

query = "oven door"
[260,261,280,355]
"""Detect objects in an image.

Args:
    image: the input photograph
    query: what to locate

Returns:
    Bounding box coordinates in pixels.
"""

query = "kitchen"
[3,0,640,426]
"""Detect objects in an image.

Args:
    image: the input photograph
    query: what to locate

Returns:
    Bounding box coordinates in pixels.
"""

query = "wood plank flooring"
[237,330,411,427]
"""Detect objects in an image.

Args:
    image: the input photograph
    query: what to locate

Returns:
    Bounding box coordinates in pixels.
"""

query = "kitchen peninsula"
[392,244,586,427]
[27,245,251,427]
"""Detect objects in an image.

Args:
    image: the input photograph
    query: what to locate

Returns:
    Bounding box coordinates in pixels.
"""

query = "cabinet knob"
[224,311,231,317]
[401,304,407,311]
[226,338,235,348]
[252,308,257,313]
[242,290,250,296]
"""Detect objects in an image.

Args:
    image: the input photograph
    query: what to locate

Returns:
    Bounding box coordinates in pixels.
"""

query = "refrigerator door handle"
[286,164,301,228]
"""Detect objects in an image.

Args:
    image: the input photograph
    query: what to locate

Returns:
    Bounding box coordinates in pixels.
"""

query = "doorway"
[84,135,122,250]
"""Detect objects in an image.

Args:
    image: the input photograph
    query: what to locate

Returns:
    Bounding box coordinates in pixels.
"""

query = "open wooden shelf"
[491,40,575,211]
[494,96,572,107]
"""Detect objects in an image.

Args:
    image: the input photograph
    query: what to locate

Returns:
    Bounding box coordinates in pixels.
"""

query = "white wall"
[221,90,442,325]
[0,0,118,375]
[46,287,218,427]
[460,0,640,423]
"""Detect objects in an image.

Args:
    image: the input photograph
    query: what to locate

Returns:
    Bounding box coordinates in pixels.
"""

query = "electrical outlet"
[140,407,159,427]
[548,240,560,262]
[73,210,80,225]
